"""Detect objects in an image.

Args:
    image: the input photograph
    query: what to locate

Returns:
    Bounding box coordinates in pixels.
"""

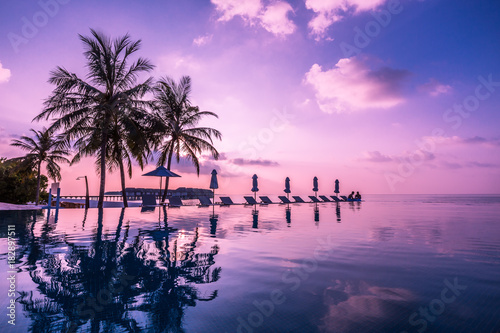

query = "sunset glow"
[1,0,499,196]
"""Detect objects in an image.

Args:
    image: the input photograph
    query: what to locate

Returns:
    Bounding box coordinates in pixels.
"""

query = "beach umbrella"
[313,176,319,196]
[142,166,181,200]
[210,169,218,205]
[334,179,340,196]
[251,174,259,201]
[284,177,291,198]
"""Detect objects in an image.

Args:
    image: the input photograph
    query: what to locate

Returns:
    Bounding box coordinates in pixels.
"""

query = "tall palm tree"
[152,76,221,202]
[10,127,70,205]
[106,110,152,207]
[34,29,154,208]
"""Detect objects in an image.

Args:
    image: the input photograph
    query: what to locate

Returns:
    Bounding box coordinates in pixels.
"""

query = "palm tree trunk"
[161,149,174,202]
[98,119,109,209]
[35,160,42,205]
[119,160,128,207]
[98,145,107,209]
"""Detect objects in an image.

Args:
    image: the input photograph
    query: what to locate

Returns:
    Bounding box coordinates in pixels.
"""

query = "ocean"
[0,194,499,332]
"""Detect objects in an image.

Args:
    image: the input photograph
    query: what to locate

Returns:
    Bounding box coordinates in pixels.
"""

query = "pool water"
[1,194,500,332]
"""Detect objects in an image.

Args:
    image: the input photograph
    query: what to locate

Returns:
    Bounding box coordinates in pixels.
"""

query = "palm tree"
[152,76,221,202]
[10,127,70,205]
[106,110,152,207]
[34,29,154,208]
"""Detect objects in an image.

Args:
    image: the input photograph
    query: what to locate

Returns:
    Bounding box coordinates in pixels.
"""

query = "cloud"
[230,158,279,166]
[305,0,387,38]
[418,78,452,97]
[441,160,499,170]
[0,61,11,84]
[260,2,296,36]
[205,152,228,161]
[193,34,213,46]
[211,0,296,36]
[304,57,409,113]
[422,135,500,147]
[156,52,201,77]
[363,151,392,162]
[211,0,262,22]
[163,156,221,175]
[361,148,435,164]
[467,161,498,168]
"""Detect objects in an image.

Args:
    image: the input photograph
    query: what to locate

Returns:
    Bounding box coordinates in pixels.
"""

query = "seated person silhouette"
[355,191,361,200]
[347,191,355,200]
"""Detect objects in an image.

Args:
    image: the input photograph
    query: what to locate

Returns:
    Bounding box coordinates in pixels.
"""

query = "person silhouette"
[355,191,361,200]
[348,191,355,200]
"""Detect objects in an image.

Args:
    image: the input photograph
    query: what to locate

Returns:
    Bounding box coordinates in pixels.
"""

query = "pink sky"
[1,0,499,195]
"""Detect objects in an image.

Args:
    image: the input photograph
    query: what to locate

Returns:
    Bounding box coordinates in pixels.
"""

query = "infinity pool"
[1,195,499,332]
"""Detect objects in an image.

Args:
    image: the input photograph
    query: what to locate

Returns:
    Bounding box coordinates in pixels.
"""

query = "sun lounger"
[140,206,155,213]
[198,196,212,206]
[309,196,321,203]
[292,196,305,203]
[319,195,331,202]
[259,196,273,204]
[330,196,343,202]
[141,194,157,207]
[278,196,292,204]
[168,197,183,207]
[220,197,234,205]
[340,196,349,201]
[244,196,258,205]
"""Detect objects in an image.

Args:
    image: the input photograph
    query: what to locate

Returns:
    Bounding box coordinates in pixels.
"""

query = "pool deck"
[0,202,44,211]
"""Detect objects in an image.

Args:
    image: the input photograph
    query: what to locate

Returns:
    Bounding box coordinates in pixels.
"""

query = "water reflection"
[314,204,319,223]
[16,207,221,332]
[336,203,341,222]
[319,280,414,333]
[252,207,259,229]
[209,214,218,236]
[285,205,291,224]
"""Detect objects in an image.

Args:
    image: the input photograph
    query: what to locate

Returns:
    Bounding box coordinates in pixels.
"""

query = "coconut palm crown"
[152,76,221,202]
[10,127,70,205]
[34,29,154,208]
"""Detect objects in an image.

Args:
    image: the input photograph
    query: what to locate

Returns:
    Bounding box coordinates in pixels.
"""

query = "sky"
[0,0,499,195]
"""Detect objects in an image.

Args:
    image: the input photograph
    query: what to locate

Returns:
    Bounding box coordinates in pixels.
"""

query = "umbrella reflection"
[252,207,259,228]
[286,205,291,224]
[336,203,341,222]
[314,203,320,223]
[210,214,218,236]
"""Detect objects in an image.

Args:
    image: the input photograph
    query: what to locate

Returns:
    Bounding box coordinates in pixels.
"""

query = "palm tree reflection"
[18,208,221,332]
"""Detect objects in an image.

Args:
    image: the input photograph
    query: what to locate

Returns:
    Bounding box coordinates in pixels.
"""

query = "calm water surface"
[1,194,499,332]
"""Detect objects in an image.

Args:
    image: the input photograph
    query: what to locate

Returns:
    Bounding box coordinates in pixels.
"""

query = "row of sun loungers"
[142,194,353,207]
